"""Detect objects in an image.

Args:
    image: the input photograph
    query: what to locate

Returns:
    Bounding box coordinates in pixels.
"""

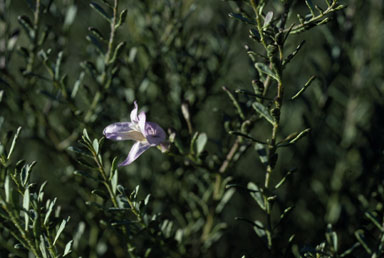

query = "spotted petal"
[119,141,151,166]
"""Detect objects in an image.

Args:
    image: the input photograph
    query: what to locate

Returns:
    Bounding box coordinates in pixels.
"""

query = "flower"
[103,101,166,166]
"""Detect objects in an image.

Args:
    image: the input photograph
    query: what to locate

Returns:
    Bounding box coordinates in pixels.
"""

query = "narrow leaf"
[252,102,274,125]
[291,75,316,100]
[23,187,30,231]
[364,212,384,231]
[305,0,316,17]
[263,11,273,28]
[63,240,73,256]
[116,9,128,28]
[89,2,111,22]
[40,236,48,258]
[223,86,245,120]
[228,13,256,25]
[82,128,91,143]
[216,188,235,213]
[111,169,118,195]
[44,198,57,225]
[196,133,208,156]
[7,127,22,160]
[88,27,106,41]
[53,217,69,245]
[5,174,11,202]
[71,72,85,98]
[92,139,99,154]
[255,143,268,166]
[247,182,265,210]
[277,128,311,147]
[54,51,63,80]
[355,229,372,254]
[229,131,267,144]
[254,63,279,82]
[109,41,126,64]
[63,5,77,29]
[283,40,306,67]
[275,168,296,189]
[18,15,35,40]
[325,224,338,253]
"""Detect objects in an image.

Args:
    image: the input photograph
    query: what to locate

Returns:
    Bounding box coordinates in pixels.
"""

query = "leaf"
[88,27,106,41]
[116,9,128,28]
[277,128,311,147]
[18,15,35,40]
[144,194,151,206]
[54,51,63,80]
[111,169,118,195]
[325,224,338,253]
[364,212,384,231]
[223,86,245,120]
[355,229,372,254]
[291,75,316,100]
[283,41,306,67]
[228,13,256,25]
[63,240,73,256]
[280,206,294,222]
[54,217,70,246]
[38,181,48,202]
[23,187,30,230]
[4,174,11,203]
[67,146,93,158]
[89,2,112,22]
[63,5,77,30]
[255,143,268,166]
[86,35,105,54]
[305,0,316,17]
[275,168,296,189]
[92,139,99,154]
[71,72,85,98]
[82,128,91,143]
[254,63,279,82]
[196,133,208,156]
[109,41,126,64]
[44,198,57,225]
[340,243,361,257]
[40,235,48,258]
[229,131,266,144]
[109,156,118,180]
[73,170,97,181]
[20,161,36,187]
[263,11,273,28]
[247,182,265,210]
[7,127,22,160]
[216,188,235,213]
[252,102,274,125]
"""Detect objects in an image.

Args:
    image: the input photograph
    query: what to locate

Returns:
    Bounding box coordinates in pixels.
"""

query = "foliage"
[0,0,383,257]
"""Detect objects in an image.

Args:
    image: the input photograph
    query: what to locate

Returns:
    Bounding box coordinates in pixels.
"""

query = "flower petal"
[103,122,144,141]
[130,101,139,123]
[138,111,146,134]
[144,122,166,145]
[118,141,151,166]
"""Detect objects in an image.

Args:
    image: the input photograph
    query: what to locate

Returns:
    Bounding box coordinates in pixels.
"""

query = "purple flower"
[103,101,166,166]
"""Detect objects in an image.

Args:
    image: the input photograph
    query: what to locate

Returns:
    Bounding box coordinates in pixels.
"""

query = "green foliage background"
[1,0,384,257]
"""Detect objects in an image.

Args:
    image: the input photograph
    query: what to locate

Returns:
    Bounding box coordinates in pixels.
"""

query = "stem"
[284,1,342,34]
[91,150,139,258]
[0,199,41,257]
[85,0,119,122]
